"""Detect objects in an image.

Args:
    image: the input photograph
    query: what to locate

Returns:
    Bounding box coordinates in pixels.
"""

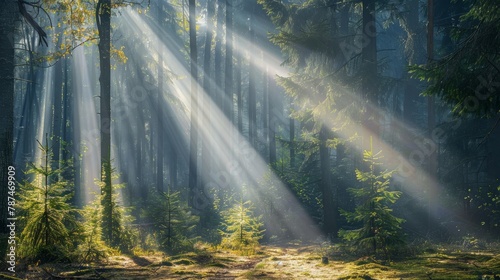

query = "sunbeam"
[5,1,500,277]
[111,6,323,240]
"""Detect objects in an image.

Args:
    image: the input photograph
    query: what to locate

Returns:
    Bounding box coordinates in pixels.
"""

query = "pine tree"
[220,200,264,255]
[18,137,79,262]
[76,198,109,262]
[145,190,199,253]
[95,168,135,251]
[339,139,405,259]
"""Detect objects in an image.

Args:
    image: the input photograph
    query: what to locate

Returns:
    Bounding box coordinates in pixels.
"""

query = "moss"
[254,261,266,269]
[173,259,195,265]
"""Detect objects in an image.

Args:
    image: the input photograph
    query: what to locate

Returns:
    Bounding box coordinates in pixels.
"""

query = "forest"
[0,0,500,279]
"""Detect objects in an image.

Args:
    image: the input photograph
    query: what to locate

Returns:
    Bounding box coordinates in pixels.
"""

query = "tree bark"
[236,36,243,133]
[289,117,295,168]
[426,0,438,232]
[202,0,215,189]
[0,0,17,253]
[224,0,233,121]
[188,0,199,206]
[156,3,165,193]
[214,0,224,110]
[319,125,336,236]
[97,0,113,244]
[362,0,378,147]
[248,4,257,147]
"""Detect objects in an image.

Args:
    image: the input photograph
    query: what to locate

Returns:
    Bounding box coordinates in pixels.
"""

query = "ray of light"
[72,46,101,205]
[34,65,54,165]
[112,7,324,240]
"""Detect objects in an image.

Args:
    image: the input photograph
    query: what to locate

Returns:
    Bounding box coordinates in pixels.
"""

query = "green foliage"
[475,184,500,232]
[409,0,500,117]
[18,140,79,262]
[74,198,112,263]
[95,168,137,252]
[260,0,359,138]
[339,143,405,259]
[219,200,265,255]
[145,190,199,253]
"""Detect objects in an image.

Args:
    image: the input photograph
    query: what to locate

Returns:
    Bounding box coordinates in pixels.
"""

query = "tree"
[96,0,114,244]
[220,200,264,255]
[247,1,257,147]
[95,168,135,250]
[188,0,199,206]
[224,0,234,122]
[410,0,500,117]
[214,0,224,110]
[361,0,379,145]
[146,190,199,253]
[76,198,109,263]
[339,140,405,259]
[18,138,78,262]
[0,1,17,256]
[259,0,350,237]
[201,0,216,191]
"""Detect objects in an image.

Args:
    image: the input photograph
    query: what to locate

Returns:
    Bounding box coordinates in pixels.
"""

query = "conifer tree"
[146,190,199,253]
[18,137,78,262]
[95,168,135,250]
[77,198,109,262]
[220,200,264,254]
[339,139,405,259]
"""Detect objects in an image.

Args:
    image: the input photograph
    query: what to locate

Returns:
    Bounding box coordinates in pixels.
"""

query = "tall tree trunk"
[97,0,113,244]
[403,0,422,126]
[16,29,37,167]
[289,117,295,168]
[334,0,350,225]
[188,0,199,206]
[319,125,336,236]
[214,0,224,110]
[169,132,178,190]
[52,59,64,180]
[0,0,17,254]
[236,36,243,133]
[202,0,215,189]
[136,119,143,199]
[263,64,269,159]
[248,5,257,147]
[157,65,164,193]
[62,58,74,191]
[156,0,165,194]
[362,0,378,147]
[224,0,233,121]
[268,78,276,164]
[426,0,438,232]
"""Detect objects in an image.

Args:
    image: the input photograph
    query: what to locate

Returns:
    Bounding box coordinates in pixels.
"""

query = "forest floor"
[4,242,500,279]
